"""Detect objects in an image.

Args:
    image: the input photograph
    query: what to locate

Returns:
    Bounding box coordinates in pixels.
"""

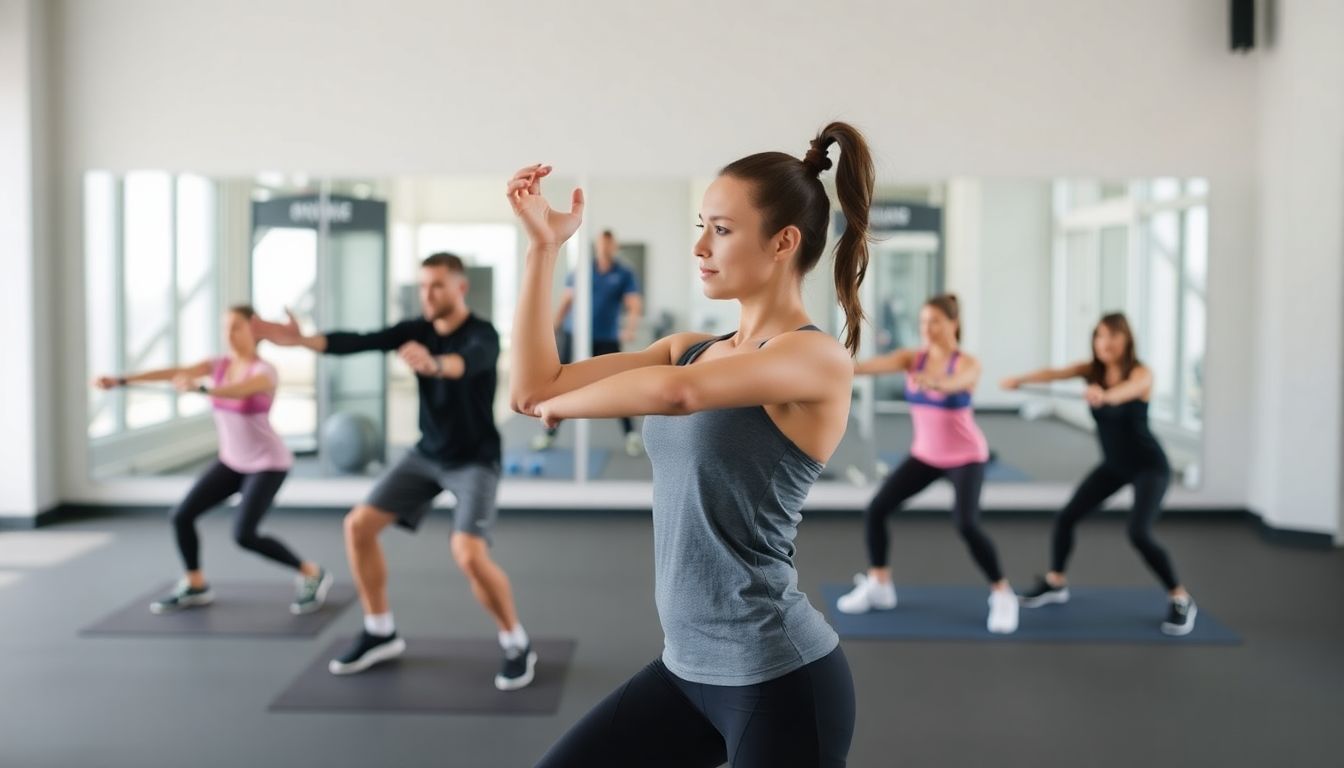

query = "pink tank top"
[905,350,990,469]
[211,357,293,473]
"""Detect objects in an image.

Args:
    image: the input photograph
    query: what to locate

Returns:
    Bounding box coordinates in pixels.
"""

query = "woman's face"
[693,175,789,301]
[1093,323,1127,365]
[919,305,956,347]
[225,311,256,355]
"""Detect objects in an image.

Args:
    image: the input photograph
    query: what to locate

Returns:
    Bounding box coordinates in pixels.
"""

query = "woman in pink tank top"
[835,295,1018,634]
[93,305,331,616]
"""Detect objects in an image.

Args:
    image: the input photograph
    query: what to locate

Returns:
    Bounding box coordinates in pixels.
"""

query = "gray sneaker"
[150,580,214,614]
[290,568,333,615]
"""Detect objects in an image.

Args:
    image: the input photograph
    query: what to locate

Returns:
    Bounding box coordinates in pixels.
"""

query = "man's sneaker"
[328,631,406,675]
[987,588,1020,634]
[624,432,644,457]
[531,432,556,451]
[1017,576,1070,608]
[290,568,333,615]
[836,573,897,614]
[1161,596,1198,636]
[495,644,538,691]
[149,580,213,614]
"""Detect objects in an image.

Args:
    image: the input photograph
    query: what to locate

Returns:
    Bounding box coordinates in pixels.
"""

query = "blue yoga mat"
[880,453,1031,483]
[821,584,1240,645]
[502,449,611,480]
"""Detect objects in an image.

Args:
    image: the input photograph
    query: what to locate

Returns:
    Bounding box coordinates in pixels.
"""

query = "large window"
[1054,178,1209,432]
[85,172,219,439]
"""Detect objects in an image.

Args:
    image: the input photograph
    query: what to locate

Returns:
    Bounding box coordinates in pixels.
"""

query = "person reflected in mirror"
[533,229,646,457]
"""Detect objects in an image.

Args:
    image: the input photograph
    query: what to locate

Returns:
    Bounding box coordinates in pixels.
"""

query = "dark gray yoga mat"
[81,581,357,638]
[270,636,576,715]
[822,584,1240,645]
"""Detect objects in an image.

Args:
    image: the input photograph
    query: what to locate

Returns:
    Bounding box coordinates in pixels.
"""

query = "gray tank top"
[642,327,839,686]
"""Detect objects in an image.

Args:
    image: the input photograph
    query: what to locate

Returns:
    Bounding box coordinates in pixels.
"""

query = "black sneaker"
[495,644,537,691]
[1017,576,1070,608]
[149,580,214,614]
[328,630,407,675]
[290,568,333,615]
[1161,597,1198,636]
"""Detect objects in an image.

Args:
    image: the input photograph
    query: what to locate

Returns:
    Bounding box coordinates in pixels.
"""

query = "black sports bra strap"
[756,324,824,349]
[677,333,735,366]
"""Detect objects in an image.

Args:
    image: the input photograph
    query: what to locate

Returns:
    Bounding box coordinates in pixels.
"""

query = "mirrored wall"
[84,172,1208,490]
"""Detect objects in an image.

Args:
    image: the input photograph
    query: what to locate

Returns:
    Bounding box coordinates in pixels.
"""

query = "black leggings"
[549,335,633,436]
[1051,463,1179,590]
[170,460,301,572]
[864,456,1003,583]
[536,647,854,768]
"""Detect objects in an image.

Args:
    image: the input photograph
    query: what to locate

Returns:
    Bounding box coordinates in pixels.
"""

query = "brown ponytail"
[925,293,961,342]
[720,121,875,354]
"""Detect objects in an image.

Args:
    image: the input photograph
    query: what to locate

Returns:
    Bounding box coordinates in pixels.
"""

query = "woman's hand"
[1084,384,1107,408]
[909,371,941,392]
[1000,376,1022,390]
[533,400,563,430]
[93,375,120,390]
[173,374,200,393]
[506,164,584,248]
[251,309,303,346]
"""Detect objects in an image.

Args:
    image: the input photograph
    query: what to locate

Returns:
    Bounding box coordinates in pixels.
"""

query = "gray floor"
[1,511,1340,767]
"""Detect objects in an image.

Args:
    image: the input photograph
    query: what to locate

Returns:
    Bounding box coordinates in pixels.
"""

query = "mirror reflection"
[85,173,1206,491]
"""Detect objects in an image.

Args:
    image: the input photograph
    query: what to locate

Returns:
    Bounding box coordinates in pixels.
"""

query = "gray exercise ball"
[321,412,378,474]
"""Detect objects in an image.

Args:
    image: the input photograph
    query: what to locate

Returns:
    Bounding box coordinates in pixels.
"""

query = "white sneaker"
[624,432,644,457]
[836,573,897,614]
[530,433,556,451]
[987,588,1020,634]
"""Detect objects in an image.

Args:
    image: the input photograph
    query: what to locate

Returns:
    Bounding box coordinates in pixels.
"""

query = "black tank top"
[1091,399,1168,474]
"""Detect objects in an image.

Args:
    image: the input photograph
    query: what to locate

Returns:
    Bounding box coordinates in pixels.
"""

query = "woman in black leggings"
[94,305,331,616]
[836,294,1017,634]
[509,122,872,766]
[1003,312,1197,635]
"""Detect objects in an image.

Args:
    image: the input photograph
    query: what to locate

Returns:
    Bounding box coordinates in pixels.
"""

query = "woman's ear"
[772,225,803,263]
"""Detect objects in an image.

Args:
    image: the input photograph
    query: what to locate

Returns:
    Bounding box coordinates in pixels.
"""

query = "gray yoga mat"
[270,636,577,715]
[81,581,356,638]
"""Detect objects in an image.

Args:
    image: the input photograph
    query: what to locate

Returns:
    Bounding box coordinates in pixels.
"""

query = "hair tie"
[802,140,833,175]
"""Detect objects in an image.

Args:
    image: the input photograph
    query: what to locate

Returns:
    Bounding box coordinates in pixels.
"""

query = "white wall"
[0,0,56,521]
[39,0,1314,526]
[1250,0,1344,538]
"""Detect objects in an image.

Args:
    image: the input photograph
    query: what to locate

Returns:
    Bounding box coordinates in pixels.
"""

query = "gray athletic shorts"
[365,449,500,542]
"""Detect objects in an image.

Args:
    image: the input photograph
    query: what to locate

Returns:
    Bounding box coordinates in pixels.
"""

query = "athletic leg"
[231,470,303,570]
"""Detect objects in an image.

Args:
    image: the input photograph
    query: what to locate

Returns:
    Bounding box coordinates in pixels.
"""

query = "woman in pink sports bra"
[835,294,1018,634]
[94,305,331,616]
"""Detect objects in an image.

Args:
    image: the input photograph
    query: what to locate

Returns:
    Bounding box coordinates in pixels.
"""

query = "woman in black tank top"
[1002,313,1197,637]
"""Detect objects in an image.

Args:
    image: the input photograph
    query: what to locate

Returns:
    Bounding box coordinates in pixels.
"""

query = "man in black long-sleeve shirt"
[253,253,535,690]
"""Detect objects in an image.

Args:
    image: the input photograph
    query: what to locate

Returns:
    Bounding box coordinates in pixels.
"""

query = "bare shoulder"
[764,330,853,372]
[953,350,981,369]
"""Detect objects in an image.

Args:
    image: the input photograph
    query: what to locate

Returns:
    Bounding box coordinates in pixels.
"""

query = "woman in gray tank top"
[509,122,875,768]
